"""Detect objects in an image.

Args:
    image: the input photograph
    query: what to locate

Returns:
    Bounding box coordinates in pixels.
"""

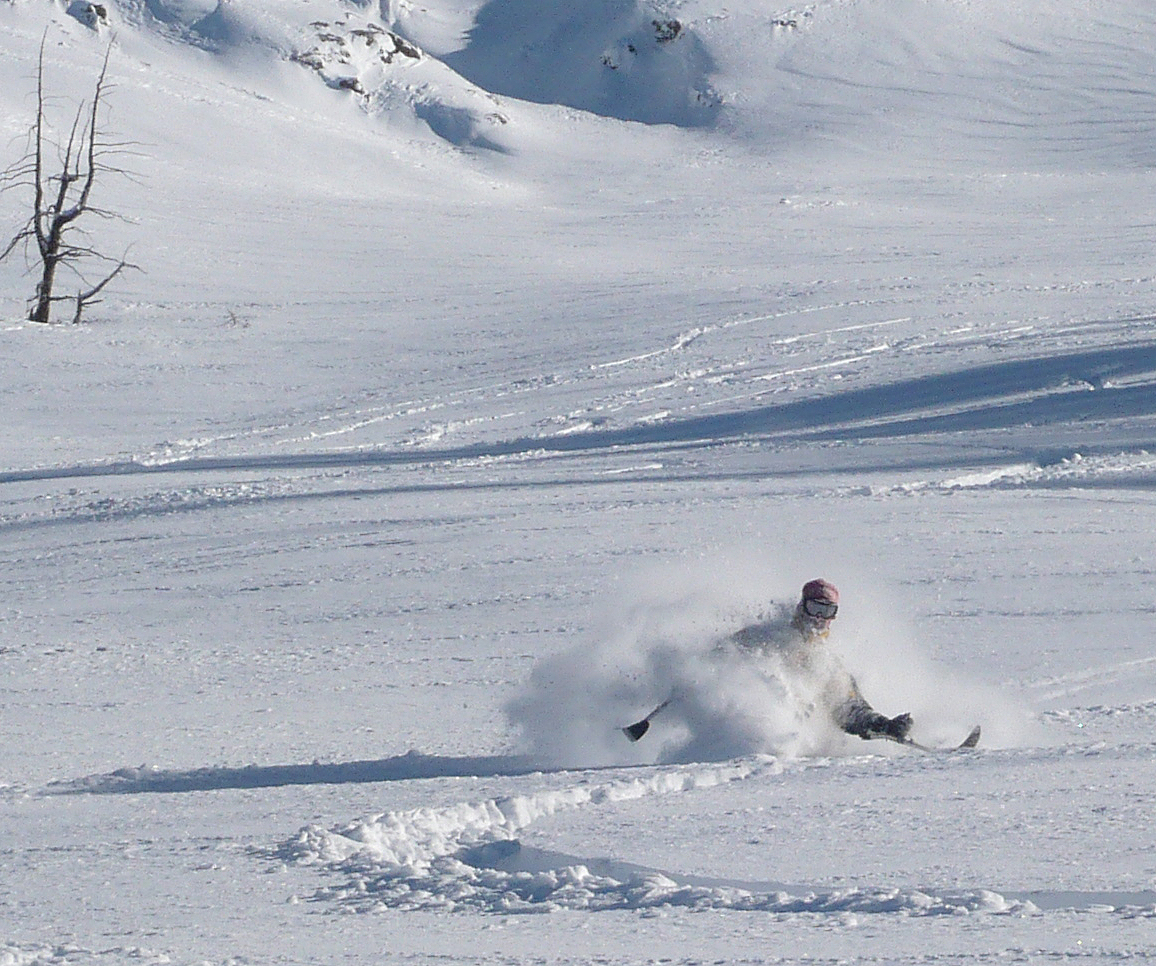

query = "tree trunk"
[29,255,59,324]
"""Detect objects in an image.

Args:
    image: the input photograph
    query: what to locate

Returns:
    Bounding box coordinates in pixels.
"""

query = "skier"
[726,578,913,742]
[624,578,913,744]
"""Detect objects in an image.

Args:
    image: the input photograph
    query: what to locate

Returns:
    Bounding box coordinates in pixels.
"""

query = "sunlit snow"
[2,1,1155,964]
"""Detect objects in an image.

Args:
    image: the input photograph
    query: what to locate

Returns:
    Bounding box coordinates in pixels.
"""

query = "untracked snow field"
[2,1,1155,963]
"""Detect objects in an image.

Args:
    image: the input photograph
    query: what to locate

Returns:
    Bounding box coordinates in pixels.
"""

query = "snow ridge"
[278,758,1036,916]
[283,759,768,870]
[863,450,1156,498]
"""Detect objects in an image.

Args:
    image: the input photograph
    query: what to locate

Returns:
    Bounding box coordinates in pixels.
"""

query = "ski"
[622,697,672,742]
[878,724,981,753]
[625,700,980,753]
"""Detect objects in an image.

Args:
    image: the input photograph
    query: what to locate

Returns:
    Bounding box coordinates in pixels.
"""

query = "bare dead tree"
[1,36,138,324]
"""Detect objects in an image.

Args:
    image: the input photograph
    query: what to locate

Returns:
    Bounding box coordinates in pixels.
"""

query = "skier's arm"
[727,621,774,653]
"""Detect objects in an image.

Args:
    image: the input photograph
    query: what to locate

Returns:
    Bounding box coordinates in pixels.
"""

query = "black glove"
[844,708,914,741]
[883,712,913,741]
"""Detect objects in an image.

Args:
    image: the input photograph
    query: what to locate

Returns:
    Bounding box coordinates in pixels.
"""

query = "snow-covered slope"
[1,1,1155,964]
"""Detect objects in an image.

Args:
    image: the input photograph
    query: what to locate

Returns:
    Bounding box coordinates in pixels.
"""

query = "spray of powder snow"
[830,575,1034,751]
[505,555,838,768]
[505,552,1030,768]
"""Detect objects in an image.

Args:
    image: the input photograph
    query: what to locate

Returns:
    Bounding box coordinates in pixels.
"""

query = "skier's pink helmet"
[800,579,839,621]
[802,579,839,604]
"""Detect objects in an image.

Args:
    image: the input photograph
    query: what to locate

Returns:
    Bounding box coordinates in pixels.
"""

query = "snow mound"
[877,451,1156,496]
[278,760,1039,916]
[443,0,722,127]
[27,0,521,151]
[283,761,766,869]
[290,19,423,95]
[17,0,1156,160]
[287,12,517,150]
[114,0,302,51]
[0,943,178,966]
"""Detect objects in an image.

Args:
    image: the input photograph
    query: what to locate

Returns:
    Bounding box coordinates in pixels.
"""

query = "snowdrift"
[442,0,721,127]
[277,759,1039,916]
[6,0,1155,164]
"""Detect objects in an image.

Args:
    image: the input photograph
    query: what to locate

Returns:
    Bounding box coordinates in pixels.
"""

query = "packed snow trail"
[277,758,1044,916]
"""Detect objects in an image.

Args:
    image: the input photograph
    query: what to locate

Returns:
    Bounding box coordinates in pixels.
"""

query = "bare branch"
[73,251,137,324]
[0,223,36,262]
[32,35,48,257]
[75,45,113,216]
[3,34,140,323]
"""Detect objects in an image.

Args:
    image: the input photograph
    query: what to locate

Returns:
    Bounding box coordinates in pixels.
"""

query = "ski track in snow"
[275,757,1021,916]
[855,450,1156,499]
[119,312,1156,468]
[5,314,1156,497]
[263,756,1152,919]
[5,445,1156,541]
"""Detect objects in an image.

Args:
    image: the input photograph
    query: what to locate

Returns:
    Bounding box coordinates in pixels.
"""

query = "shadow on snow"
[4,341,1156,488]
[45,750,548,796]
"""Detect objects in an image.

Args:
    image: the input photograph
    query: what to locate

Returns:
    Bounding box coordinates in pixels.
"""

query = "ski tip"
[622,720,650,742]
[960,725,981,749]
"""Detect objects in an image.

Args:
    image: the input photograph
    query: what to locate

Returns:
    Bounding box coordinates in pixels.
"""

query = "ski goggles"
[802,598,838,619]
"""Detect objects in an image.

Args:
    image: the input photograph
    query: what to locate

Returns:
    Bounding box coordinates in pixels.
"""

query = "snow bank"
[279,759,1040,916]
[875,451,1156,496]
[44,750,545,795]
[0,944,175,965]
[14,0,1156,163]
[7,0,522,151]
[283,760,767,870]
[443,0,721,127]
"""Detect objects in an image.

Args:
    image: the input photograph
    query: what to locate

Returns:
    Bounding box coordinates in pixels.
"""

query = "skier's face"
[799,597,837,637]
[802,597,838,621]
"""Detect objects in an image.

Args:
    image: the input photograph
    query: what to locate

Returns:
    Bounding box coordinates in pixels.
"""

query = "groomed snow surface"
[2,0,1155,963]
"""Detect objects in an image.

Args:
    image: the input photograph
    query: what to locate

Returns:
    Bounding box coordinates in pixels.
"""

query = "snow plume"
[506,553,1030,766]
[505,556,845,768]
[830,578,1035,750]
